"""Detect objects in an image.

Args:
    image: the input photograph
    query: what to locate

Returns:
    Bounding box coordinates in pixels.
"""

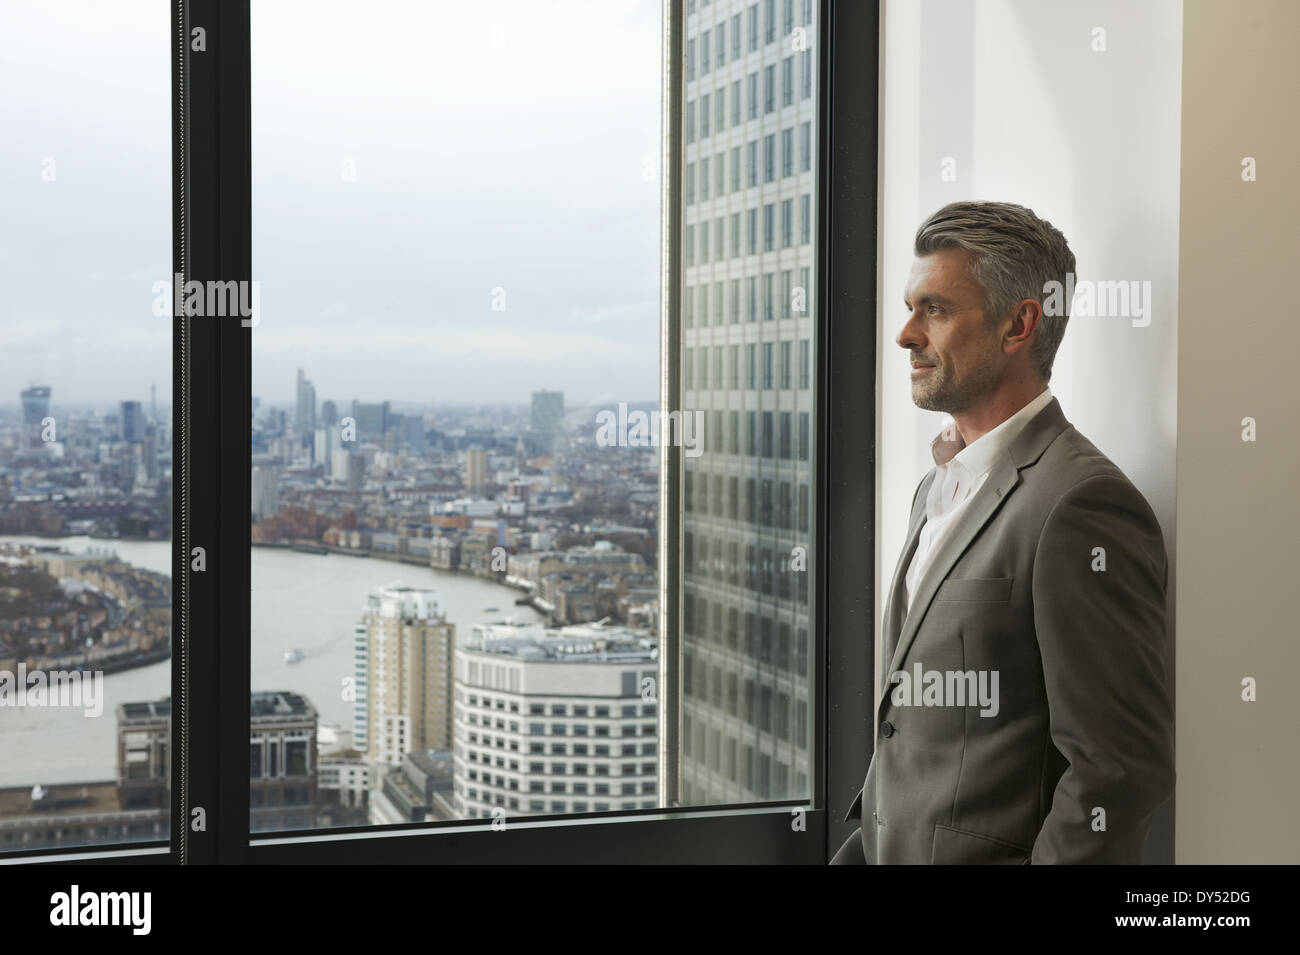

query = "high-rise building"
[678,0,818,806]
[530,390,565,452]
[20,384,51,449]
[351,399,390,440]
[465,447,487,493]
[251,465,281,520]
[295,368,317,437]
[121,400,146,442]
[320,399,338,428]
[313,425,335,475]
[358,586,455,768]
[452,621,659,819]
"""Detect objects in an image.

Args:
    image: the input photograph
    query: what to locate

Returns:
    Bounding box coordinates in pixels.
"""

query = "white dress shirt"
[902,387,1054,617]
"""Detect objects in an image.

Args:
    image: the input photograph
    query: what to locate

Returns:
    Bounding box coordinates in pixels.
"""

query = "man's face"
[899,248,1006,415]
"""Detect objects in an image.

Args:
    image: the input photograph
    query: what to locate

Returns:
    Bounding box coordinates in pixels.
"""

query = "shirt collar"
[930,386,1054,475]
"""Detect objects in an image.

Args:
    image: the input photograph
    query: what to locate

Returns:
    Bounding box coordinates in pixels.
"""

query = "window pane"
[679,0,818,805]
[250,0,661,833]
[0,1,172,853]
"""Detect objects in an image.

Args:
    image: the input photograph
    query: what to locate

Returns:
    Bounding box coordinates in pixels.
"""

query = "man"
[832,201,1174,864]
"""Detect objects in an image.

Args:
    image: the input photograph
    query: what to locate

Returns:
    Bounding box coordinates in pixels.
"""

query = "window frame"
[7,0,879,866]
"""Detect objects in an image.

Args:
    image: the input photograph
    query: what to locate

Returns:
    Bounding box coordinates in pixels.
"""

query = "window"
[1,0,843,867]
[0,0,172,854]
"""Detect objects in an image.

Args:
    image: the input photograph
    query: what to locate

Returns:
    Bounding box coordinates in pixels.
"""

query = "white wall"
[877,0,1183,857]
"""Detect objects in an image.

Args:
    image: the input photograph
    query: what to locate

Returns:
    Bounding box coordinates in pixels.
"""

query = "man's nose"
[896,312,923,350]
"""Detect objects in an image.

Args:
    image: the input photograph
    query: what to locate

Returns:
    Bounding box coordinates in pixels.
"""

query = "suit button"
[880,720,894,738]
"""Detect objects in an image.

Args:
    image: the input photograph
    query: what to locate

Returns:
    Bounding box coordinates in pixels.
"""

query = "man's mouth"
[910,360,936,377]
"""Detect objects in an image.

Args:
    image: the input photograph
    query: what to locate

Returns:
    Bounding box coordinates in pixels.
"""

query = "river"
[0,535,541,787]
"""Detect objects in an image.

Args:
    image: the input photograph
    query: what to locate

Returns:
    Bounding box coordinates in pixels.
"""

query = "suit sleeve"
[1030,473,1175,864]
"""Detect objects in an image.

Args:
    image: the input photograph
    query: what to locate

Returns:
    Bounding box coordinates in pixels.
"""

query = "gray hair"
[914,200,1076,383]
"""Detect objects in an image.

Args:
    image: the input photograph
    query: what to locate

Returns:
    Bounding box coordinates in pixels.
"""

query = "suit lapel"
[879,473,931,700]
[877,397,1072,717]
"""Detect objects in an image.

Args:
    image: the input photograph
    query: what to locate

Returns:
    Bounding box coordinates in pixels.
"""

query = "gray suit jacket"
[842,396,1174,864]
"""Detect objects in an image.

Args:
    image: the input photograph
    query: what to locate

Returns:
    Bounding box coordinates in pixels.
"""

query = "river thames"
[0,536,542,788]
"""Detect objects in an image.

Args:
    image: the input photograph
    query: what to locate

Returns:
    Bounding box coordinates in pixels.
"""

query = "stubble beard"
[911,347,1003,416]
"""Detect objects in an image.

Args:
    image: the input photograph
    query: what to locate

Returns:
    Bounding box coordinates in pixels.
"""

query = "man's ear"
[1004,299,1042,353]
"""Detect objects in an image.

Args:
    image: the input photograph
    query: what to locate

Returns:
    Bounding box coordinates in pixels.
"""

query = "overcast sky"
[1,0,662,411]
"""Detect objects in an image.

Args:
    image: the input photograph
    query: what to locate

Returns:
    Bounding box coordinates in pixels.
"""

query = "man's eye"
[928,304,942,313]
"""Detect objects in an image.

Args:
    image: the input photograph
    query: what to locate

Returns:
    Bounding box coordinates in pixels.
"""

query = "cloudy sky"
[1,0,662,411]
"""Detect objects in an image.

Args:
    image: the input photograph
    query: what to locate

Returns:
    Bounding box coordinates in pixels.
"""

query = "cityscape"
[0,374,670,850]
[1,0,819,854]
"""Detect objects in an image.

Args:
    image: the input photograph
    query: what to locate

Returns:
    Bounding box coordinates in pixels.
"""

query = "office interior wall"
[877,0,1183,861]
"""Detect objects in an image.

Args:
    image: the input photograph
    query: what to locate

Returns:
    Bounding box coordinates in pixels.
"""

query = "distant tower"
[295,369,317,437]
[150,383,157,425]
[121,400,146,442]
[530,390,565,452]
[20,384,51,449]
[465,447,487,493]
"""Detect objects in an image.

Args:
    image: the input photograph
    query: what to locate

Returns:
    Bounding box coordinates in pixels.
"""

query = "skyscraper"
[465,447,487,493]
[20,384,51,449]
[530,390,565,452]
[678,0,818,806]
[121,400,146,442]
[358,586,455,768]
[295,368,317,437]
